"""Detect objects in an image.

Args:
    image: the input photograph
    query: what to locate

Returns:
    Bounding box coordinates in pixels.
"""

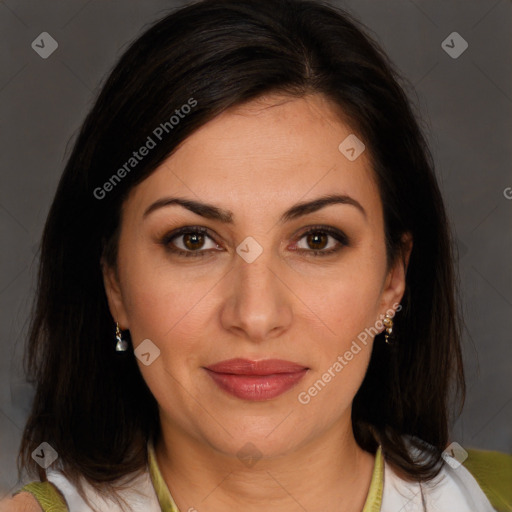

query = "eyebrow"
[143,193,367,223]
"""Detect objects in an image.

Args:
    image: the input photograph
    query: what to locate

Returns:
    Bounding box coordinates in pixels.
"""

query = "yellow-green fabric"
[147,441,182,512]
[16,481,68,511]
[361,445,384,512]
[464,448,512,512]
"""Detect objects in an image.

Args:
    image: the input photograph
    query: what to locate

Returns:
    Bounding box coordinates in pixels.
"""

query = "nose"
[219,247,293,343]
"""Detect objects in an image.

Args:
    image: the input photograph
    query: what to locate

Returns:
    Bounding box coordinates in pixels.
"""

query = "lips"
[206,358,307,375]
[204,358,309,401]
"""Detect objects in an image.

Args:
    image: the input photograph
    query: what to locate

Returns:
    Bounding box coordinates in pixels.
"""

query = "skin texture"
[0,492,42,511]
[103,93,412,512]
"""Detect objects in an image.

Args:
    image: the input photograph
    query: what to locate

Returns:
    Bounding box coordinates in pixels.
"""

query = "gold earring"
[383,315,394,344]
[115,322,128,352]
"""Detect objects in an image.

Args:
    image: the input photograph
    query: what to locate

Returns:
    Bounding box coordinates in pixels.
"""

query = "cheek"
[289,256,385,411]
[296,262,384,348]
[295,347,372,426]
[119,255,211,415]
[294,275,378,413]
[119,248,216,363]
[120,243,185,328]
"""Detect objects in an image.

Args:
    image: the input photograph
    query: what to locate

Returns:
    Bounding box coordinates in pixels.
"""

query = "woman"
[5,0,511,510]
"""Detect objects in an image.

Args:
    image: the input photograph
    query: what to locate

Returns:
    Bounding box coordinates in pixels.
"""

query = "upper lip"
[205,358,308,375]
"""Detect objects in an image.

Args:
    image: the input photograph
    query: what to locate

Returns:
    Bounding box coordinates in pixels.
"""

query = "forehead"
[125,94,381,225]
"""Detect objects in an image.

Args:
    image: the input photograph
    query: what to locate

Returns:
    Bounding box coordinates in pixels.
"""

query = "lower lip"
[204,368,308,401]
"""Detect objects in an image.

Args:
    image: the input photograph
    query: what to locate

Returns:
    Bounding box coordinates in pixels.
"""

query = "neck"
[154,416,375,512]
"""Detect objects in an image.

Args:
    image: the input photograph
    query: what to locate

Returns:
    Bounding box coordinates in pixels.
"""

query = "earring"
[383,315,394,344]
[115,322,128,352]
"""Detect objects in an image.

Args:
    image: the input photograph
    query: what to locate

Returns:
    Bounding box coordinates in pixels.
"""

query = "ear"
[378,232,413,318]
[101,257,130,329]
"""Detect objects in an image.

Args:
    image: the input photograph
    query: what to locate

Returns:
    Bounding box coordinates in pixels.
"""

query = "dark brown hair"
[19,0,465,506]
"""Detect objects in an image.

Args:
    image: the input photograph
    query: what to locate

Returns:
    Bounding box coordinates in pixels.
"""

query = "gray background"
[1,0,511,498]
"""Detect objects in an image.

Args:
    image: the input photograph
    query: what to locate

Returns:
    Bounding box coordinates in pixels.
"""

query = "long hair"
[19,0,465,504]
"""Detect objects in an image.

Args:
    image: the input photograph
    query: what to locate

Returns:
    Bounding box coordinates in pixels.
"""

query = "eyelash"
[159,225,349,259]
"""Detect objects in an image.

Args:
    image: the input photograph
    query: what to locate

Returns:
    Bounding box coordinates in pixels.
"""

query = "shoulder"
[4,481,68,512]
[0,491,43,512]
[382,458,495,511]
[464,447,512,512]
[8,462,159,512]
[382,438,512,512]
[45,466,160,512]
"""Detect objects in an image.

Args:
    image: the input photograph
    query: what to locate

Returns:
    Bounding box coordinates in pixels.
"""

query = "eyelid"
[294,224,349,244]
[160,225,219,248]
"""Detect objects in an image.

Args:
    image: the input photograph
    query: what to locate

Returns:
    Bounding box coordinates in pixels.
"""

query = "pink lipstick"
[204,358,308,401]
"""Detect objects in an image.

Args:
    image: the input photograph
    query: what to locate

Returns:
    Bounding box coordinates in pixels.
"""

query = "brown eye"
[183,231,206,250]
[294,226,349,257]
[305,232,329,251]
[160,226,221,258]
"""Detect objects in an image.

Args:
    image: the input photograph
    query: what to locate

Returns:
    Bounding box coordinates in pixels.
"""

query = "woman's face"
[104,93,411,458]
